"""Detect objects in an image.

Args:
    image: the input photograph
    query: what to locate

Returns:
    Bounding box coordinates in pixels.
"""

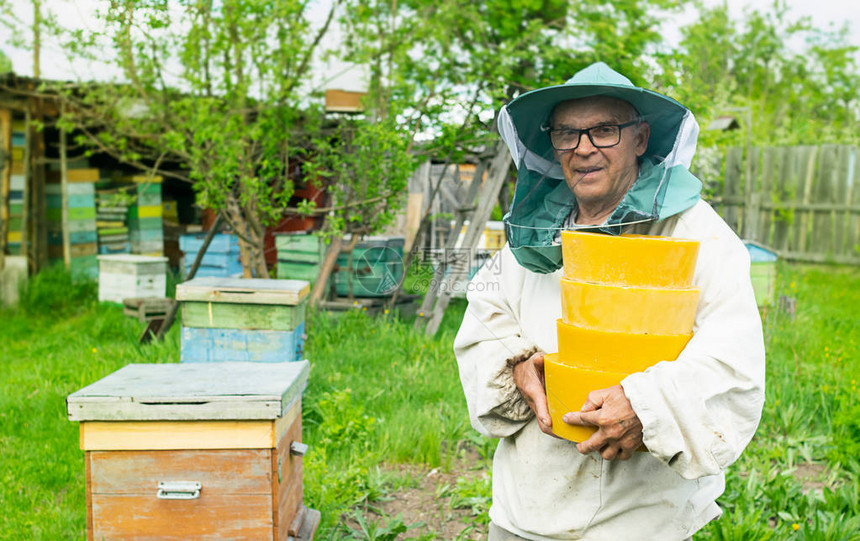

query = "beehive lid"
[97,254,169,264]
[175,277,310,305]
[67,361,309,421]
[744,241,779,263]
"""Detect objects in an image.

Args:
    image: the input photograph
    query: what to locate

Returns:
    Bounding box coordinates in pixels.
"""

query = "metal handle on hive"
[290,441,309,456]
[157,481,202,500]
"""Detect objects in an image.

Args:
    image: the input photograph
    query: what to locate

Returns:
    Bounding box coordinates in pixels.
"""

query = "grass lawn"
[1,262,858,539]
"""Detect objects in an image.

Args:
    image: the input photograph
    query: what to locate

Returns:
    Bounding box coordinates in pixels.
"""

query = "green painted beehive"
[334,236,404,298]
[176,277,310,363]
[275,233,325,283]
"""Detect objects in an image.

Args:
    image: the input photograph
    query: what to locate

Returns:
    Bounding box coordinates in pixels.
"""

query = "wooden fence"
[706,144,860,265]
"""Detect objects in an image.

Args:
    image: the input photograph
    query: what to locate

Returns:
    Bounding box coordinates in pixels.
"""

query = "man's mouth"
[575,166,603,176]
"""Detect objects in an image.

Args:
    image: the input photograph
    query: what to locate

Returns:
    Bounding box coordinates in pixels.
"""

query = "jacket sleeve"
[621,213,766,480]
[453,246,538,438]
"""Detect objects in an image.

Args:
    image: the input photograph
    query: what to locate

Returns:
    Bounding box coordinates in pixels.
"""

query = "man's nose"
[574,133,597,155]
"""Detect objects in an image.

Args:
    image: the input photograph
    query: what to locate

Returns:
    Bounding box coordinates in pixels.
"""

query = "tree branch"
[288,0,341,93]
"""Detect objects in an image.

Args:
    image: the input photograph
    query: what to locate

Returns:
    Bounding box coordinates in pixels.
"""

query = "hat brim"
[505,83,688,162]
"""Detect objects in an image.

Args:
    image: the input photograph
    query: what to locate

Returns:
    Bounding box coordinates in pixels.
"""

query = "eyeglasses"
[542,120,640,151]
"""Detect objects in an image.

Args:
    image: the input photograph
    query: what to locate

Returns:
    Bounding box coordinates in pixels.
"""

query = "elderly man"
[454,63,765,540]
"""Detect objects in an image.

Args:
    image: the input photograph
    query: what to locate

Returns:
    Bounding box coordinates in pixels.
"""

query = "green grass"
[301,303,475,536]
[697,263,860,540]
[1,262,858,539]
[0,266,181,539]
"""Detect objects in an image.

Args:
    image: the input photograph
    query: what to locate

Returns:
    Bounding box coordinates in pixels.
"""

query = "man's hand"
[562,385,643,460]
[512,351,555,436]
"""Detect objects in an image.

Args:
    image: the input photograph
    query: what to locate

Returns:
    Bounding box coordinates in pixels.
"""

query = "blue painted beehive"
[179,233,243,277]
[744,241,778,308]
[176,277,310,363]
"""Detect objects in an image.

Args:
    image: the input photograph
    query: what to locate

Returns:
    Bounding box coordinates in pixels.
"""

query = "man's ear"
[635,122,651,157]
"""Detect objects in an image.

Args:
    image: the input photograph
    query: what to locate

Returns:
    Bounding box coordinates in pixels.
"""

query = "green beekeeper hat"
[498,62,703,274]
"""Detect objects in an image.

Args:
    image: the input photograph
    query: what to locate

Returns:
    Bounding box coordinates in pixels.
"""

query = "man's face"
[551,97,650,212]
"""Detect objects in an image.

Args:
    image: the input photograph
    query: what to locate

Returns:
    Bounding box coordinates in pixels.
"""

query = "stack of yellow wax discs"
[545,231,700,442]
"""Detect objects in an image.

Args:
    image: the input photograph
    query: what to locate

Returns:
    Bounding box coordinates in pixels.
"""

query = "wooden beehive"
[176,277,310,363]
[179,233,242,278]
[98,254,169,303]
[275,233,325,283]
[66,361,318,541]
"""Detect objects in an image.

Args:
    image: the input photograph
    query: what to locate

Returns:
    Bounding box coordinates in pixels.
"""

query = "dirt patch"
[343,450,491,540]
[792,462,829,495]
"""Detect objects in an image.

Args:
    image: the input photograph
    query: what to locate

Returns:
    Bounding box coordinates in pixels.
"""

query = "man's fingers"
[531,353,547,388]
[576,434,604,455]
[580,389,605,412]
[580,400,598,412]
[513,352,555,436]
[579,385,618,412]
[534,397,552,429]
[617,446,635,461]
[562,410,598,427]
[619,430,644,453]
[533,394,557,437]
[600,445,619,461]
[528,381,553,433]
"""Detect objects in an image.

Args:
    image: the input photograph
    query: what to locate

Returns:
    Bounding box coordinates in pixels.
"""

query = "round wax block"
[561,231,700,287]
[555,319,691,372]
[544,353,628,443]
[560,278,699,334]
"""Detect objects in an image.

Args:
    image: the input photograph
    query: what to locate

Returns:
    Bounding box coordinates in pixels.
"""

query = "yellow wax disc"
[560,278,699,334]
[555,319,691,372]
[561,231,700,287]
[544,353,628,443]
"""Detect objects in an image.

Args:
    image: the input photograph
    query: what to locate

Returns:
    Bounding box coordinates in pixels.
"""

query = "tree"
[324,0,687,308]
[55,0,342,277]
[303,116,415,304]
[340,0,686,148]
[49,0,690,289]
[654,0,860,148]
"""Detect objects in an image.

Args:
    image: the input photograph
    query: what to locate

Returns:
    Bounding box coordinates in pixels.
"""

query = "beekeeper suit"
[454,63,765,540]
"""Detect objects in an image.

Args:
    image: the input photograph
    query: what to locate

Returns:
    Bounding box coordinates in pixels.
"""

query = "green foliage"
[301,303,473,532]
[53,0,339,274]
[829,391,860,466]
[695,263,860,539]
[305,118,416,237]
[654,1,860,147]
[14,263,97,317]
[306,388,378,450]
[0,267,179,538]
[341,0,683,159]
[341,511,419,540]
[0,48,11,73]
[445,472,493,526]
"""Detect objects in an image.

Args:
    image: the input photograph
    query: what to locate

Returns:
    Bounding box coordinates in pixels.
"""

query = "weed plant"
[1,263,858,539]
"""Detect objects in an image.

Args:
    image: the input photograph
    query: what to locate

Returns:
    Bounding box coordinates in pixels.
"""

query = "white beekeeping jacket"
[454,200,765,540]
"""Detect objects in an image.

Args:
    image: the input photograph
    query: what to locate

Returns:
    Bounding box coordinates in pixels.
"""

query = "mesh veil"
[497,64,703,273]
